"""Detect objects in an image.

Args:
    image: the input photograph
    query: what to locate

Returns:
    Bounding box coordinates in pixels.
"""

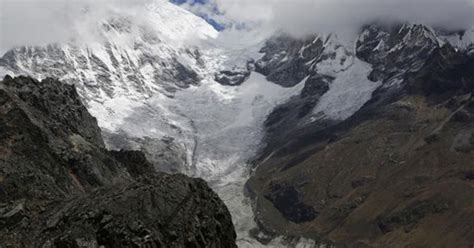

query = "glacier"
[1,0,472,247]
[89,68,309,246]
[0,1,315,246]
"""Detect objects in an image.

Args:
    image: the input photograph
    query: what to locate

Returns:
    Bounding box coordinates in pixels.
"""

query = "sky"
[0,0,473,54]
[170,0,226,30]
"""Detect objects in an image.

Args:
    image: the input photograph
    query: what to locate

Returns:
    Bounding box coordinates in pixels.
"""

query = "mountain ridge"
[0,75,237,247]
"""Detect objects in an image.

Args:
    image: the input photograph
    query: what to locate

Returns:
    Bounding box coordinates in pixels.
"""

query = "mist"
[186,0,474,37]
[0,0,152,54]
[1,0,473,54]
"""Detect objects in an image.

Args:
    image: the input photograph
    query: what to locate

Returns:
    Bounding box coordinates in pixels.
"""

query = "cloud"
[0,0,153,54]
[0,0,78,54]
[1,0,473,54]
[184,0,474,38]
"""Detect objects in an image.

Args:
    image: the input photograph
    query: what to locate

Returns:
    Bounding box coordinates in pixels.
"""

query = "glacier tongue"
[89,69,307,247]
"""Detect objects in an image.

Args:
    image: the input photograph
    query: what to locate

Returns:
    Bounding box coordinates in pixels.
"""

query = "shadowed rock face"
[2,175,236,248]
[247,25,474,247]
[0,76,237,248]
[264,184,317,224]
[255,34,325,88]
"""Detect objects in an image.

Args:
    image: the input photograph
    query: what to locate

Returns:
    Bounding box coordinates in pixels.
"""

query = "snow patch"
[313,58,381,120]
[88,97,146,132]
[441,27,474,50]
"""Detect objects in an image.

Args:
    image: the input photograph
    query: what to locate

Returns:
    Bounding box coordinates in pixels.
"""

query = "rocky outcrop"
[356,24,440,83]
[215,63,253,87]
[255,34,325,88]
[1,174,236,248]
[104,131,189,174]
[247,26,474,247]
[0,76,236,247]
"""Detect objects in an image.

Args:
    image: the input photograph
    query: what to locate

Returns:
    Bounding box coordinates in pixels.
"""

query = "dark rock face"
[413,43,474,94]
[1,75,104,147]
[356,24,440,83]
[0,76,237,248]
[109,150,154,178]
[104,132,189,174]
[264,184,317,223]
[215,70,251,86]
[255,35,325,87]
[261,74,332,153]
[2,175,236,248]
[0,76,121,201]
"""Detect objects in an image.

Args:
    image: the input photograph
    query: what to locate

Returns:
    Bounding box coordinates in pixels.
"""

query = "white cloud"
[196,0,474,38]
[0,0,153,54]
[0,0,78,54]
[1,0,473,54]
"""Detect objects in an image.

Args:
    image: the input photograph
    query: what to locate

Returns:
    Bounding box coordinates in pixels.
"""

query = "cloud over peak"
[181,0,474,37]
[1,0,473,53]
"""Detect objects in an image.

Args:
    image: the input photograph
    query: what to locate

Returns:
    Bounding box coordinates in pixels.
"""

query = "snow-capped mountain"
[255,23,473,154]
[1,0,473,246]
[0,0,224,176]
[0,0,218,104]
[247,23,474,247]
[0,1,288,246]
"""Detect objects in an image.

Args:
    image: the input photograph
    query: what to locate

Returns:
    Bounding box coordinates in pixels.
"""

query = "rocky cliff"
[0,75,236,248]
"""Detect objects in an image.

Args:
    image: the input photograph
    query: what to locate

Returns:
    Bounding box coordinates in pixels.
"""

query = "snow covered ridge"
[0,0,218,104]
[253,23,474,154]
[438,26,474,53]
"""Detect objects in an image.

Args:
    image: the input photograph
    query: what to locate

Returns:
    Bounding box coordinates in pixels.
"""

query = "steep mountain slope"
[0,0,222,175]
[256,24,450,154]
[246,25,474,247]
[0,0,218,102]
[0,75,236,247]
[0,2,285,246]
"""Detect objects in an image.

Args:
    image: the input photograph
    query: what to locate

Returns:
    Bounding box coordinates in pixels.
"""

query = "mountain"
[247,24,474,247]
[0,0,218,102]
[254,24,447,154]
[0,0,223,175]
[0,75,236,247]
[1,0,473,247]
[0,1,271,246]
